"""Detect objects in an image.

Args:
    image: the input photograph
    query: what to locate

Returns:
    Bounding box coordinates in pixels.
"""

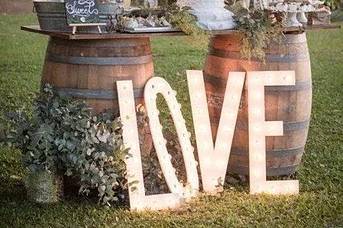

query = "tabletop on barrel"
[21,25,185,40]
[21,24,341,40]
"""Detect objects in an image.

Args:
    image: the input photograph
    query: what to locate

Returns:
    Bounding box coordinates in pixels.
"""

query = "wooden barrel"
[204,32,312,176]
[41,37,154,151]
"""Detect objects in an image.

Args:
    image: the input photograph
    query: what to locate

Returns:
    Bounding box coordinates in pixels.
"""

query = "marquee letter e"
[247,71,299,195]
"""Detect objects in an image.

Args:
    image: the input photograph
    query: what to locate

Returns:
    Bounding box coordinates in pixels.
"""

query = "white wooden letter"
[144,77,199,198]
[187,70,245,193]
[247,71,299,195]
[117,80,184,211]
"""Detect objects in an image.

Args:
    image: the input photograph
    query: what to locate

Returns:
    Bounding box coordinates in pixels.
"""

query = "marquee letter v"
[187,70,245,193]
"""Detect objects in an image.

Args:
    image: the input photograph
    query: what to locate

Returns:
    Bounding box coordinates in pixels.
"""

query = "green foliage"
[166,5,201,36]
[76,115,128,206]
[230,4,283,61]
[6,85,61,173]
[6,85,128,206]
[165,4,209,47]
[325,0,342,10]
[331,9,343,22]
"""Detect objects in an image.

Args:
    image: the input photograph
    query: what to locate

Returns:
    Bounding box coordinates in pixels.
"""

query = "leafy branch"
[229,4,284,62]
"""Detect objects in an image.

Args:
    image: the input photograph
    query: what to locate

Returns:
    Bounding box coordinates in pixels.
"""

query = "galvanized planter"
[33,0,123,33]
[25,170,64,204]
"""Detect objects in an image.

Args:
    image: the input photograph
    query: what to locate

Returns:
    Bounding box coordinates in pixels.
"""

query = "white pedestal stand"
[178,0,236,30]
[297,12,308,24]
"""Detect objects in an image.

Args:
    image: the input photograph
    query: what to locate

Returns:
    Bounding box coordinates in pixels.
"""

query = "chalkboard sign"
[65,0,100,25]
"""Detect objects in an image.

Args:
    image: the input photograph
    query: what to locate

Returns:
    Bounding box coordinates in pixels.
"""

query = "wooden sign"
[65,0,106,34]
[117,70,300,211]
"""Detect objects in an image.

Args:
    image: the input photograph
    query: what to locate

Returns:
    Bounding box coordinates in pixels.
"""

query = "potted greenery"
[7,85,64,203]
[7,85,128,206]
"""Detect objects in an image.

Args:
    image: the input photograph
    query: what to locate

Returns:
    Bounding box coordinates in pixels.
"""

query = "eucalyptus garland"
[166,5,203,35]
[165,4,209,46]
[229,4,284,62]
[117,4,209,46]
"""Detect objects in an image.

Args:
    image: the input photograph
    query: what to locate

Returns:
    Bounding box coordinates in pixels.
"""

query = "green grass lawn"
[0,14,342,227]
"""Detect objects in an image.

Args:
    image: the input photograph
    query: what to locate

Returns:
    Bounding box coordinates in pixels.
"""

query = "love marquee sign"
[117,70,300,211]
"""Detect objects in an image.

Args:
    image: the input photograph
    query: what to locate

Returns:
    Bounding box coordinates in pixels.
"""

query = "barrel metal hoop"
[47,53,153,65]
[203,73,227,88]
[283,120,310,131]
[230,146,304,157]
[237,120,310,132]
[51,44,151,49]
[228,165,298,176]
[208,48,309,62]
[203,73,312,91]
[266,82,312,91]
[55,87,144,100]
[211,119,310,132]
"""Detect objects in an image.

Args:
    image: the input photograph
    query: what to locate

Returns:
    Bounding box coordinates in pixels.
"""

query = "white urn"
[177,0,236,30]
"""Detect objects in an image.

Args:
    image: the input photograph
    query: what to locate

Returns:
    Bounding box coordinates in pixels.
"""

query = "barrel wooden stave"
[43,63,152,90]
[204,33,312,176]
[42,37,153,114]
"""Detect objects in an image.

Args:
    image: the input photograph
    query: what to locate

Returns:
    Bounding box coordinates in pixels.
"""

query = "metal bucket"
[25,170,64,204]
[33,0,124,33]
